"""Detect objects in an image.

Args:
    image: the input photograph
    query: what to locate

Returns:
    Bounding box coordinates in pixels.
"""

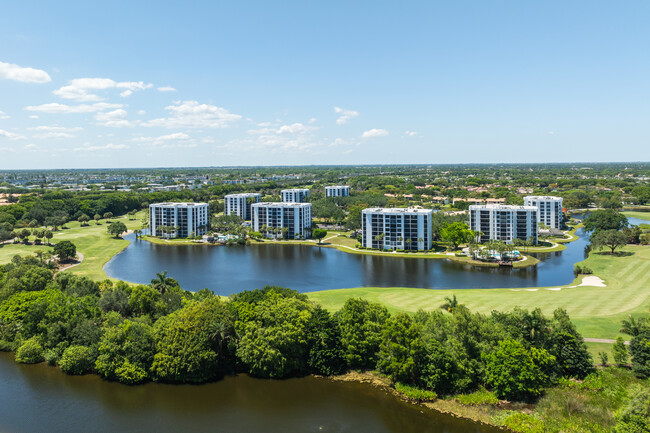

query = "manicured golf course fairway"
[0,214,144,281]
[308,244,650,340]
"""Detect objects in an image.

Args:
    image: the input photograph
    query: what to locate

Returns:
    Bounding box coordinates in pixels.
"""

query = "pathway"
[55,252,85,273]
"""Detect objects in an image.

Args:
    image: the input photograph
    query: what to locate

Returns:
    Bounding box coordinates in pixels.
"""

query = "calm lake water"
[105,228,589,295]
[0,353,501,433]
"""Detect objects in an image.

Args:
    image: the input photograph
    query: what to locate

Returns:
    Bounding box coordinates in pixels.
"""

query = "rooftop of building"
[150,202,209,207]
[224,192,262,197]
[362,207,433,214]
[469,204,537,211]
[325,185,349,188]
[251,202,312,207]
[281,188,310,192]
[524,195,563,201]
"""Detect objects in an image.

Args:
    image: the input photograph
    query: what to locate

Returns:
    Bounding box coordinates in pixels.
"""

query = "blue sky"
[1,1,649,169]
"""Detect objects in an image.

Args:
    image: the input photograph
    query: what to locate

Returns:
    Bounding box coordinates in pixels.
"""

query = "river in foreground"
[0,353,500,433]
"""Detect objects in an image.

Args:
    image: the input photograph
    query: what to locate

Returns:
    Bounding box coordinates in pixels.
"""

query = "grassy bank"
[309,244,650,339]
[623,211,650,221]
[0,213,144,280]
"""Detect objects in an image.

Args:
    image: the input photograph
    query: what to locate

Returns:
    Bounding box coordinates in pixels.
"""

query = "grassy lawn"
[622,211,650,221]
[308,244,650,339]
[0,213,144,280]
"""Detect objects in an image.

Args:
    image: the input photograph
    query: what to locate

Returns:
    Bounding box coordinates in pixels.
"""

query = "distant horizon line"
[1,161,649,172]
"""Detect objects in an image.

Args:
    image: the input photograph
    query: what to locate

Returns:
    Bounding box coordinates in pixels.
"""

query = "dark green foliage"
[235,295,313,378]
[583,209,628,234]
[95,319,156,384]
[53,240,76,262]
[630,328,650,379]
[15,336,45,364]
[312,228,327,243]
[99,287,131,316]
[483,340,555,402]
[338,298,390,369]
[377,313,425,384]
[59,345,95,375]
[306,306,345,375]
[590,229,628,254]
[151,298,235,383]
[56,273,99,297]
[107,221,127,237]
[549,309,594,379]
[613,337,629,366]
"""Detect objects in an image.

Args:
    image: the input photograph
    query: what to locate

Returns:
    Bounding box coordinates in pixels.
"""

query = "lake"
[0,352,500,433]
[105,228,589,295]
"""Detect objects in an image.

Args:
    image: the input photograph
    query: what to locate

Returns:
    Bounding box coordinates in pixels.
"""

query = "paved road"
[584,337,629,345]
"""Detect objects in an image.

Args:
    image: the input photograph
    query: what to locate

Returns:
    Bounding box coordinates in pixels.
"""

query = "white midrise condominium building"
[251,202,312,239]
[224,193,261,220]
[469,204,538,244]
[524,196,563,229]
[281,188,310,203]
[362,208,433,251]
[325,185,350,197]
[149,202,210,238]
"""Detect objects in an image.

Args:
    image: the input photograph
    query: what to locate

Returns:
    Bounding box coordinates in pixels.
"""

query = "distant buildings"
[281,188,310,203]
[468,204,538,244]
[225,193,261,220]
[524,196,563,229]
[251,202,312,239]
[325,185,350,197]
[361,208,433,251]
[150,202,210,238]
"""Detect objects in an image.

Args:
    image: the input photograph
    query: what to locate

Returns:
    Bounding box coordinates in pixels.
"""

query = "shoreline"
[139,234,550,269]
[327,371,506,431]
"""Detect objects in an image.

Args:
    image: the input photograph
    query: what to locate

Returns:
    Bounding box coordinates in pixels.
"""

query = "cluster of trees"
[0,260,620,403]
[583,209,644,254]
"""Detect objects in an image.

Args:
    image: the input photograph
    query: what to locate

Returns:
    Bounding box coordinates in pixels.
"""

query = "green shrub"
[60,345,95,375]
[558,372,604,391]
[44,348,62,366]
[395,383,437,402]
[0,340,14,352]
[502,413,544,433]
[613,386,650,433]
[15,337,44,364]
[115,360,148,384]
[456,389,499,405]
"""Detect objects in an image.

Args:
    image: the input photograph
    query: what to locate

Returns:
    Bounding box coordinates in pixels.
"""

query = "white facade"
[469,205,538,244]
[251,202,312,239]
[281,188,310,203]
[524,196,563,229]
[325,185,350,197]
[149,202,210,238]
[362,208,433,251]
[224,193,261,220]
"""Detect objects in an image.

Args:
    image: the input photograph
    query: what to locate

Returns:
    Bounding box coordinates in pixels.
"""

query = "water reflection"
[0,353,500,433]
[104,227,589,294]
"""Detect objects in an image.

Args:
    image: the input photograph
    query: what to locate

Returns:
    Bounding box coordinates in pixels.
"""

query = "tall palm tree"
[151,271,178,295]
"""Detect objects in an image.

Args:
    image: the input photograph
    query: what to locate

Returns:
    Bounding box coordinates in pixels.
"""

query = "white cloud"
[143,100,242,129]
[53,78,153,102]
[362,128,389,139]
[25,102,123,114]
[334,106,359,125]
[0,110,9,119]
[29,125,83,132]
[0,147,16,153]
[405,130,417,137]
[547,131,555,135]
[0,61,51,83]
[0,129,26,140]
[94,109,136,128]
[157,86,177,92]
[29,115,39,119]
[137,110,146,115]
[131,132,196,148]
[248,123,316,136]
[24,144,40,151]
[73,143,128,152]
[34,132,75,139]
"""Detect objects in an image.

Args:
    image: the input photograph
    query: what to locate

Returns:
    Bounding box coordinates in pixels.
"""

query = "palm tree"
[620,315,648,337]
[439,295,461,313]
[151,271,178,295]
[405,238,412,250]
